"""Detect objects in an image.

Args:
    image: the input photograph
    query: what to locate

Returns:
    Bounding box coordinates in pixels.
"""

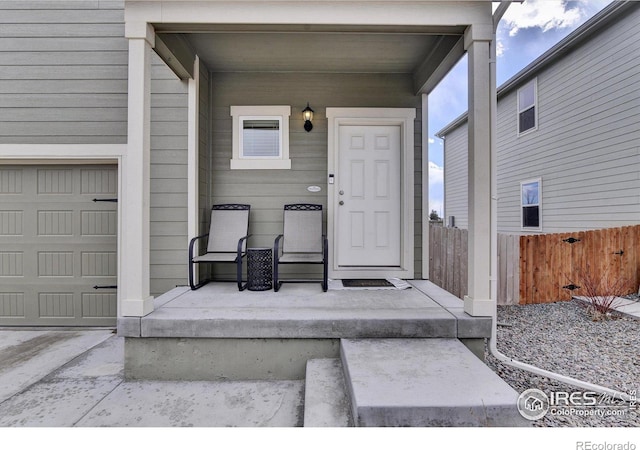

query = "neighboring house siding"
[443,3,640,234]
[150,55,189,296]
[497,5,640,233]
[0,0,128,144]
[442,123,468,230]
[0,1,191,296]
[209,72,422,278]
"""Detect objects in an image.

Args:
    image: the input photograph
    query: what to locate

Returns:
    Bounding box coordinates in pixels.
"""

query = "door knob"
[339,200,344,206]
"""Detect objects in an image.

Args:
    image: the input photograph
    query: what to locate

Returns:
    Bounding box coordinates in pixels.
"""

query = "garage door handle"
[93,198,118,203]
[93,285,117,290]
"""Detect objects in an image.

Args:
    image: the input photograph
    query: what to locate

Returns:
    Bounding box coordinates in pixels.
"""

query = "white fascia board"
[126,1,491,28]
[0,144,126,161]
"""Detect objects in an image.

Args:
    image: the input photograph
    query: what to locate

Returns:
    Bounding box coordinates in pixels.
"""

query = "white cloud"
[428,161,444,216]
[501,0,585,37]
[428,138,435,144]
[428,161,443,189]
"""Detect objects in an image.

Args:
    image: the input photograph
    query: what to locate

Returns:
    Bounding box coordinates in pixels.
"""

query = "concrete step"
[340,338,529,427]
[303,359,353,427]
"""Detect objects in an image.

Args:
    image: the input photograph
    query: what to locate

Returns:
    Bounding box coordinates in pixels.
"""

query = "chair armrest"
[189,233,209,261]
[237,234,251,255]
[274,234,284,260]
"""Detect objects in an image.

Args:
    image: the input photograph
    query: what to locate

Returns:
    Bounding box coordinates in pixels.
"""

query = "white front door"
[336,124,401,267]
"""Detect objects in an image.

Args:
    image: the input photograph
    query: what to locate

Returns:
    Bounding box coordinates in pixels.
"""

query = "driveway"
[0,329,303,427]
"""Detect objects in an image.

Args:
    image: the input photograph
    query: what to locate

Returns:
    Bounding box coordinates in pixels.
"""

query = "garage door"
[0,165,117,326]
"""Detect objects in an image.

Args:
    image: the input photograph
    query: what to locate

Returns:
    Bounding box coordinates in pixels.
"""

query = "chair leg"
[189,259,196,290]
[322,260,328,292]
[237,255,247,291]
[322,237,328,292]
[273,239,279,292]
[189,262,210,290]
[274,261,280,292]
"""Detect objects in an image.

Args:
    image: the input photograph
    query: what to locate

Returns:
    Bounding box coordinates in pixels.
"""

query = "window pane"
[519,107,535,133]
[242,120,280,157]
[523,206,539,228]
[522,181,539,205]
[519,83,535,109]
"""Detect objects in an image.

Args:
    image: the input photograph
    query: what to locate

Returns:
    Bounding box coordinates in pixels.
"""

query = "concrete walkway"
[574,295,640,319]
[0,330,303,427]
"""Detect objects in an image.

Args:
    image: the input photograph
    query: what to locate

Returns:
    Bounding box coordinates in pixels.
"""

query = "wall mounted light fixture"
[302,103,314,132]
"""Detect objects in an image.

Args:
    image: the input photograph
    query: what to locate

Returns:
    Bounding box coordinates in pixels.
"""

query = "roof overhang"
[126,0,495,94]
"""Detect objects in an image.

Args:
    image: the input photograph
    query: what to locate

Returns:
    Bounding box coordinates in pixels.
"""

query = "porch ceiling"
[155,24,465,92]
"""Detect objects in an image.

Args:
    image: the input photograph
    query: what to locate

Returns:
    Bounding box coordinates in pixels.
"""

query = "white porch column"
[120,23,155,317]
[421,93,430,279]
[464,25,494,317]
[187,57,200,284]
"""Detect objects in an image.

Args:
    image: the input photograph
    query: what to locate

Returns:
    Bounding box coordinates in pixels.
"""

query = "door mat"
[342,279,394,288]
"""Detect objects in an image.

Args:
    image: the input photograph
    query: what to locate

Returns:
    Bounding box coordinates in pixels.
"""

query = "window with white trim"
[517,79,537,135]
[230,105,291,169]
[521,178,541,230]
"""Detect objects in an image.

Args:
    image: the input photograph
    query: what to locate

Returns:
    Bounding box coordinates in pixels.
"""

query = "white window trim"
[230,105,291,170]
[517,78,538,137]
[520,177,542,231]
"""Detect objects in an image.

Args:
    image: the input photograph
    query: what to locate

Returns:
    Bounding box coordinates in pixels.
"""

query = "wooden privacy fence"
[428,224,467,300]
[429,223,640,305]
[428,224,520,304]
[519,224,640,304]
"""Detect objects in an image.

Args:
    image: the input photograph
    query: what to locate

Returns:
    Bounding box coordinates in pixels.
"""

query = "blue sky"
[428,0,614,217]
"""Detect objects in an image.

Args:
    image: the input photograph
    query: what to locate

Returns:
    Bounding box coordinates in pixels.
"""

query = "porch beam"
[154,33,196,80]
[463,24,493,317]
[413,35,464,95]
[120,29,155,317]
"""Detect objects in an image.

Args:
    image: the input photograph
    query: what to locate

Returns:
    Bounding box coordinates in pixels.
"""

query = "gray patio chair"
[188,204,251,291]
[273,204,328,292]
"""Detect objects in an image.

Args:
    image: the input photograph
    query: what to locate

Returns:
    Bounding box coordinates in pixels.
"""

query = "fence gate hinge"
[562,284,580,291]
[562,237,581,244]
[613,250,624,255]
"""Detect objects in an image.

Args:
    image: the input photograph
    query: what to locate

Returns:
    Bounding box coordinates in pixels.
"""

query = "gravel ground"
[485,299,640,427]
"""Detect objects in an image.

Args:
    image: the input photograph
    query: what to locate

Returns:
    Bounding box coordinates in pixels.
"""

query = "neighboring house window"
[517,79,537,135]
[230,105,291,169]
[521,178,541,230]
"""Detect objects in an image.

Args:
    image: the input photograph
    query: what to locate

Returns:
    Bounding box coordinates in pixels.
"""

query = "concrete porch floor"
[118,280,492,382]
[119,280,491,341]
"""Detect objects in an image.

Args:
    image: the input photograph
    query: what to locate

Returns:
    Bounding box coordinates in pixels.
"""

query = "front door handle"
[339,200,344,206]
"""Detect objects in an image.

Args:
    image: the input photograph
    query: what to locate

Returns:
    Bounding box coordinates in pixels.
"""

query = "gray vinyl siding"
[0,1,191,296]
[443,3,640,234]
[0,1,128,144]
[443,124,468,230]
[496,4,640,233]
[209,72,423,278]
[150,54,189,296]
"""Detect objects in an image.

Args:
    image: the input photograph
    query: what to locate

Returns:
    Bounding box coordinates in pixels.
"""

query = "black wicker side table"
[247,248,273,291]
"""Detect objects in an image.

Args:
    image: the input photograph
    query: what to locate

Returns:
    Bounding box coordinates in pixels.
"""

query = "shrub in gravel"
[568,267,629,321]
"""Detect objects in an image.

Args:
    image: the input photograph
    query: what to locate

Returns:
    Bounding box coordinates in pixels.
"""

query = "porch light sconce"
[302,103,314,132]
